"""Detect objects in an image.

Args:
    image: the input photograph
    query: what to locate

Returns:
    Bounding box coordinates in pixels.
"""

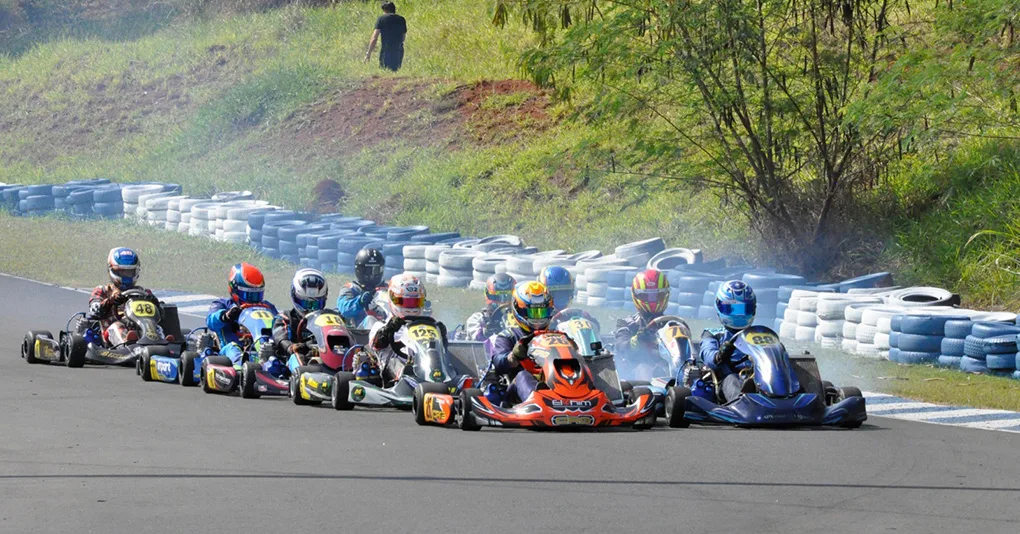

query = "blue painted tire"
[898,314,972,336]
[261,236,279,249]
[697,305,716,320]
[1014,370,1020,380]
[890,349,939,365]
[673,276,713,293]
[673,292,703,307]
[741,273,806,290]
[943,320,974,339]
[940,337,966,357]
[24,195,54,210]
[410,231,460,243]
[970,323,1020,339]
[889,331,899,348]
[674,305,698,318]
[895,333,944,353]
[985,353,1016,371]
[960,356,990,373]
[937,355,963,368]
[262,247,280,259]
[279,241,298,255]
[92,186,124,203]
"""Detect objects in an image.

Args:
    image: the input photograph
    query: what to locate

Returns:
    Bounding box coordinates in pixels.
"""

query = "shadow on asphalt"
[1,473,1015,493]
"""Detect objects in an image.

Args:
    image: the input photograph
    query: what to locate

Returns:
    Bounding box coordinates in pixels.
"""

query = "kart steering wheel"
[644,315,692,338]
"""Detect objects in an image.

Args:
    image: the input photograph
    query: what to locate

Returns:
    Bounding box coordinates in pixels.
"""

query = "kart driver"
[699,280,757,403]
[539,265,600,331]
[484,281,554,405]
[336,248,387,327]
[86,247,164,346]
[206,263,278,360]
[613,269,671,365]
[368,274,448,385]
[272,268,330,365]
[463,273,516,341]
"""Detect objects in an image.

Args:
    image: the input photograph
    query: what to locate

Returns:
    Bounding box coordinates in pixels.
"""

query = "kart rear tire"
[821,380,836,405]
[200,360,214,393]
[630,387,656,430]
[413,382,451,426]
[241,362,261,399]
[22,330,52,364]
[65,333,87,368]
[665,386,691,428]
[331,371,356,411]
[180,351,199,387]
[459,388,484,431]
[139,351,153,382]
[837,386,864,429]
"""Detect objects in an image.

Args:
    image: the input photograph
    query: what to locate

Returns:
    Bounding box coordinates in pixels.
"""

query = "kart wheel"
[821,380,836,405]
[65,334,87,368]
[838,386,865,429]
[665,386,691,428]
[290,366,318,406]
[331,372,356,411]
[200,360,214,393]
[22,330,51,364]
[630,387,656,430]
[413,382,450,426]
[241,362,261,399]
[459,388,484,431]
[139,351,153,382]
[180,351,199,387]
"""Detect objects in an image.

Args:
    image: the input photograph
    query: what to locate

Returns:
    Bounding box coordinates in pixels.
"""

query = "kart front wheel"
[459,388,484,431]
[180,352,199,387]
[837,386,865,429]
[290,366,321,406]
[64,334,87,368]
[413,382,451,426]
[331,372,356,411]
[139,351,153,382]
[241,362,261,399]
[665,386,691,428]
[22,330,52,364]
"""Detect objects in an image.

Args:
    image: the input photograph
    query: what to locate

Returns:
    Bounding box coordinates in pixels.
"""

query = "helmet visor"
[633,288,668,305]
[718,301,755,317]
[296,296,326,312]
[236,288,264,304]
[111,265,138,280]
[523,305,552,321]
[359,264,384,285]
[392,295,426,311]
[486,288,513,304]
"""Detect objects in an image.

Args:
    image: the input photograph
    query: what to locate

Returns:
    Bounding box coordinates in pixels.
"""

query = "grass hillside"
[0,0,1018,308]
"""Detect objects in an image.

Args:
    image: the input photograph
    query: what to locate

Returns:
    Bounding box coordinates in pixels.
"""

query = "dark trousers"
[380,46,404,71]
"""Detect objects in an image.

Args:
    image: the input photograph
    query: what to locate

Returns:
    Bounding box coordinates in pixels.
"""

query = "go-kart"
[328,316,471,413]
[196,304,291,398]
[22,288,186,371]
[616,315,688,383]
[288,310,362,406]
[419,330,657,431]
[663,326,867,428]
[452,303,511,341]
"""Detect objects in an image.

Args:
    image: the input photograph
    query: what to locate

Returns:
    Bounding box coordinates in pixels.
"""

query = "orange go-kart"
[414,330,657,431]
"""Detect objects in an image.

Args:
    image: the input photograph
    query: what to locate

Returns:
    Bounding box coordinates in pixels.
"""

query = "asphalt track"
[3,275,1020,533]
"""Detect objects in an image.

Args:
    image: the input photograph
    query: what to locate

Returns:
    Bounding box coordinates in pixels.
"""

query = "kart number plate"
[314,314,343,327]
[131,302,157,317]
[569,318,593,331]
[247,310,274,322]
[409,325,439,342]
[666,325,689,339]
[748,333,779,346]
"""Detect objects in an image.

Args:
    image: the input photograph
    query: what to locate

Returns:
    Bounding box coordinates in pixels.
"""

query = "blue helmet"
[107,247,140,290]
[715,280,756,330]
[538,266,573,311]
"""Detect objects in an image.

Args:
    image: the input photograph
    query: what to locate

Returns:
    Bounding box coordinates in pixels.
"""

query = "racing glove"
[87,301,102,319]
[358,290,375,309]
[380,316,406,338]
[714,340,736,366]
[289,342,308,355]
[509,334,534,365]
[224,306,242,323]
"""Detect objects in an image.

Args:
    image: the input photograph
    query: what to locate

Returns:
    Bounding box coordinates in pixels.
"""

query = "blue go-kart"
[193,304,291,398]
[662,326,867,429]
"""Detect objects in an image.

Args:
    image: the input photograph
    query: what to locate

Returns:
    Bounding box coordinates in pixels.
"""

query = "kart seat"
[740,377,758,394]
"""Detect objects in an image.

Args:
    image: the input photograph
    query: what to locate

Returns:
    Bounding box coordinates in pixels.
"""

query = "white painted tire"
[856,324,878,344]
[779,321,798,339]
[796,311,818,327]
[795,326,816,342]
[841,339,858,353]
[817,319,844,338]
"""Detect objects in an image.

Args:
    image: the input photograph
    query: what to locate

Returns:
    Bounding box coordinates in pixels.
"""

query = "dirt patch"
[453,79,553,145]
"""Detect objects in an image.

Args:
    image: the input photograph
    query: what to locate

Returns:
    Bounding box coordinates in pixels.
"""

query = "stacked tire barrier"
[963,323,1020,375]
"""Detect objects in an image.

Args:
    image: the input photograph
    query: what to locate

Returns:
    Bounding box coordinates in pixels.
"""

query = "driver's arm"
[271,316,295,356]
[699,331,723,371]
[486,334,521,374]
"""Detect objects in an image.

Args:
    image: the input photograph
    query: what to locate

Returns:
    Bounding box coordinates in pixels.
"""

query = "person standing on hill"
[364,2,407,72]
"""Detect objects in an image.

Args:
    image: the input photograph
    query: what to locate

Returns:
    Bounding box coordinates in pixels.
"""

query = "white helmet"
[388,273,426,318]
[291,269,328,314]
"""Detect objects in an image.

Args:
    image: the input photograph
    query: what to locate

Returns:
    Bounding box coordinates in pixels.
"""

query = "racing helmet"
[107,247,140,290]
[715,280,756,330]
[228,263,266,305]
[388,273,426,318]
[538,266,573,311]
[484,273,516,306]
[354,248,385,289]
[511,281,553,333]
[291,268,328,314]
[631,268,670,315]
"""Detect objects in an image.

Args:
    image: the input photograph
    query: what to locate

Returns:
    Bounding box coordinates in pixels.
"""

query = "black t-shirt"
[375,14,407,50]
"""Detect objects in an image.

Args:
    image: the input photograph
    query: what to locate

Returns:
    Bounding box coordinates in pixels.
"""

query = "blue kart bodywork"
[668,326,867,428]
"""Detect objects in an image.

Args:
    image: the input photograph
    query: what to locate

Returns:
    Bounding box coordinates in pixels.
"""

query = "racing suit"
[206,298,278,362]
[699,327,751,403]
[271,308,319,365]
[87,284,159,346]
[485,324,540,404]
[464,304,510,341]
[613,311,667,378]
[335,282,386,328]
[372,316,449,384]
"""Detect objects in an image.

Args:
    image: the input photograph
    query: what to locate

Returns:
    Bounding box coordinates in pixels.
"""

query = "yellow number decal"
[748,333,778,345]
[314,314,343,327]
[570,319,593,330]
[666,326,688,339]
[132,302,156,317]
[249,310,274,322]
[409,325,439,341]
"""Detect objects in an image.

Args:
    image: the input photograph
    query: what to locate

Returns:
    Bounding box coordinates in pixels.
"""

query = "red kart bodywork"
[425,331,656,429]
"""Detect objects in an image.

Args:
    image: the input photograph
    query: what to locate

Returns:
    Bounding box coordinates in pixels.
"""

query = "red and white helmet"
[388,274,426,318]
[631,268,670,315]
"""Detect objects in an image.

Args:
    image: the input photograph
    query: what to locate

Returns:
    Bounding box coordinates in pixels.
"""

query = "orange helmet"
[388,273,426,318]
[631,268,670,315]
[511,281,553,332]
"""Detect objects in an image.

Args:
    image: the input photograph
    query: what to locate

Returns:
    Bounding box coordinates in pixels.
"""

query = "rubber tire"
[665,386,691,428]
[22,330,52,364]
[895,333,944,353]
[837,387,864,428]
[985,353,1016,371]
[140,351,153,382]
[241,361,261,399]
[940,337,966,356]
[331,371,356,410]
[180,351,199,387]
[459,388,484,431]
[65,333,87,368]
[413,382,451,425]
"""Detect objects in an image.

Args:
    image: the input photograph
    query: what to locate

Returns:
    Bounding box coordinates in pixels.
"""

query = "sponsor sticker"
[423,394,453,424]
[550,414,595,426]
[351,384,366,402]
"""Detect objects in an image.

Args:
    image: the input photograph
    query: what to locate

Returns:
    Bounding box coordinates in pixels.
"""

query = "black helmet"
[354,248,385,288]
